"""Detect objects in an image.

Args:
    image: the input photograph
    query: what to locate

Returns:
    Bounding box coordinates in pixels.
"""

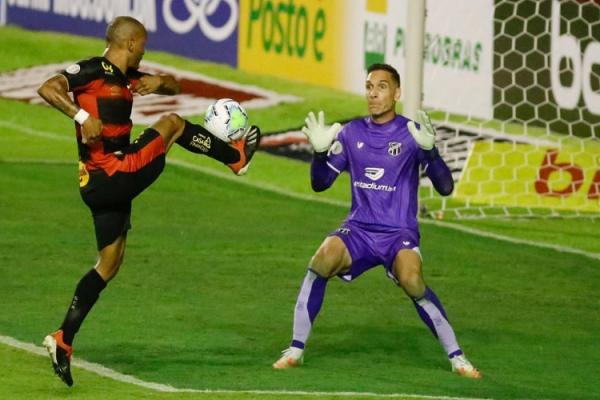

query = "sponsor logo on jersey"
[110,86,122,96]
[353,181,396,192]
[192,134,211,152]
[336,227,351,235]
[388,141,402,156]
[364,167,384,181]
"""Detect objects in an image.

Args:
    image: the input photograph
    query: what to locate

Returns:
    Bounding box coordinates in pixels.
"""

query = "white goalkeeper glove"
[407,110,436,151]
[302,111,342,153]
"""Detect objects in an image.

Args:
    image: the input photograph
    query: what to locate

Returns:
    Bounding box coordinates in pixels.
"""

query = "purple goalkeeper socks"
[291,269,328,348]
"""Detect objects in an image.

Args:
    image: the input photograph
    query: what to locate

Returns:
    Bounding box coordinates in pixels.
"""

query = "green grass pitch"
[0,26,599,400]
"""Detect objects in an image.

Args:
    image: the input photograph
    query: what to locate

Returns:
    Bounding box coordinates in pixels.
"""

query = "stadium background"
[0,1,599,399]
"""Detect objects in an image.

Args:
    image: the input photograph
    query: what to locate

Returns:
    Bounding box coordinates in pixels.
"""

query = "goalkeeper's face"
[365,70,401,122]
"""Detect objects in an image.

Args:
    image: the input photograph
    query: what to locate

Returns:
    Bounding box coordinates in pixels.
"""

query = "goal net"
[418,0,600,219]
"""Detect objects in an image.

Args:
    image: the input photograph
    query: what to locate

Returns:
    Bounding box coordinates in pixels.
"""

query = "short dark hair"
[367,63,401,87]
[106,16,146,44]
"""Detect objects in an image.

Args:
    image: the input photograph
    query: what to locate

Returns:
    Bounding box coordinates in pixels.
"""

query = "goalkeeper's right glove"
[302,111,342,153]
[407,110,436,151]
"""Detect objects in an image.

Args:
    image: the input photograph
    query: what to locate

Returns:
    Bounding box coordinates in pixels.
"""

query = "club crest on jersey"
[388,142,402,156]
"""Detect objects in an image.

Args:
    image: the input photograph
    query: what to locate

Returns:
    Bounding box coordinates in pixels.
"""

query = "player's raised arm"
[37,74,103,144]
[409,110,454,196]
[302,111,343,192]
[133,73,180,96]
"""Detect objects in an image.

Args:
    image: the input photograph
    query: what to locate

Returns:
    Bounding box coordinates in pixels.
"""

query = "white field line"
[428,220,600,261]
[0,335,490,400]
[0,120,72,141]
[1,119,599,262]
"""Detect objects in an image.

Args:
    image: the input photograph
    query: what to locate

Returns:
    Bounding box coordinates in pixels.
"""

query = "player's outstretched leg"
[43,330,73,386]
[227,125,261,176]
[273,269,328,369]
[413,287,481,379]
[174,119,261,175]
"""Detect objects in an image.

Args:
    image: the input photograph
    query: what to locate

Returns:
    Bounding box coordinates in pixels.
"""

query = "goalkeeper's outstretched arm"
[409,110,453,196]
[301,110,342,192]
[421,148,454,196]
[311,152,338,192]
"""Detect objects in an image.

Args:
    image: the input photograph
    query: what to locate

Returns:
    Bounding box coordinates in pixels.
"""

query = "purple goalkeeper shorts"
[331,220,421,283]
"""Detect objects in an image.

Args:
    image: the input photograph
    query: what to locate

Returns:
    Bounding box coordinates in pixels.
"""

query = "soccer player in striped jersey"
[37,16,260,387]
[273,63,481,379]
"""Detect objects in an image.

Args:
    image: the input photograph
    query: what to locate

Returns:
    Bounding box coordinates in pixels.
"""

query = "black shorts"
[79,129,166,250]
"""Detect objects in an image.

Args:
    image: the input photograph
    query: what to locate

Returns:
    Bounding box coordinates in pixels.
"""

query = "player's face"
[129,33,147,68]
[365,70,401,123]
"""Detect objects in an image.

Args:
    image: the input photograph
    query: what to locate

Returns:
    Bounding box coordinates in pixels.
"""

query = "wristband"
[74,109,90,125]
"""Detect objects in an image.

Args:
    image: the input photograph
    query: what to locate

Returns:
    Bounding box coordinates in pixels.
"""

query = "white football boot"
[450,354,482,379]
[272,347,304,369]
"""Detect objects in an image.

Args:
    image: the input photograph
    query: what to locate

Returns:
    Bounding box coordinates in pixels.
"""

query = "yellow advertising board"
[455,142,600,212]
[238,0,346,88]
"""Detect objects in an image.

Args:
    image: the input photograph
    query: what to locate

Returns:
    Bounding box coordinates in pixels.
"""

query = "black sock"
[175,121,240,164]
[60,269,107,345]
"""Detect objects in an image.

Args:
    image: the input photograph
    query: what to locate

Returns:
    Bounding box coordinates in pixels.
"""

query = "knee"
[159,113,184,129]
[310,247,341,279]
[397,269,425,297]
[95,254,123,281]
[398,270,418,289]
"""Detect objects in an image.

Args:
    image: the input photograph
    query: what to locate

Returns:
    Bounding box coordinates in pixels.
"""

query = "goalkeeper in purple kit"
[273,63,481,378]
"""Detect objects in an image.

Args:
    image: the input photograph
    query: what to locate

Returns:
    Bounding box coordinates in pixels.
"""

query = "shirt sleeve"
[59,59,101,92]
[325,126,349,174]
[419,148,454,196]
[309,127,348,192]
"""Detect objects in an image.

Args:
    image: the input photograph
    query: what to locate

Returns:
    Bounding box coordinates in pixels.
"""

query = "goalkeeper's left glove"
[302,111,342,153]
[407,110,436,150]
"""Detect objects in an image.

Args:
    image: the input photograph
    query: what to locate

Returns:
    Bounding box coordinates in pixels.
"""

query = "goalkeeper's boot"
[273,347,304,369]
[227,125,261,176]
[450,354,482,379]
[43,330,74,386]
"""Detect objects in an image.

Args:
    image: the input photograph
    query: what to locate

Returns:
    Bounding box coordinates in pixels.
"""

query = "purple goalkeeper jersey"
[324,115,435,232]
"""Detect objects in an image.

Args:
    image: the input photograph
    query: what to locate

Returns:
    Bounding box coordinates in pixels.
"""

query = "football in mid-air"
[204,98,249,142]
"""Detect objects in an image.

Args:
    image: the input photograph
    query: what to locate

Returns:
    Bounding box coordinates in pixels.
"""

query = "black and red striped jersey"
[60,57,145,175]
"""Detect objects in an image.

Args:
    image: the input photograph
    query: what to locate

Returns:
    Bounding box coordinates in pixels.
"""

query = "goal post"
[403,0,426,121]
